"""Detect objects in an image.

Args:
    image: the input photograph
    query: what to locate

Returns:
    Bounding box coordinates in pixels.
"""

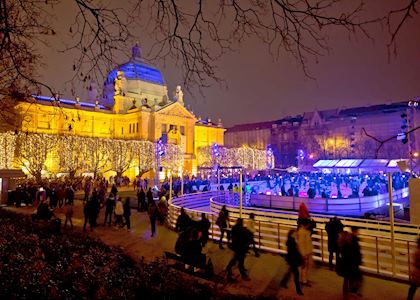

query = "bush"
[0,209,265,300]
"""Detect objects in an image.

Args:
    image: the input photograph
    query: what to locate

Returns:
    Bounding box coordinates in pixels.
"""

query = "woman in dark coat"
[280,229,304,295]
[216,205,230,249]
[148,201,158,237]
[337,227,362,299]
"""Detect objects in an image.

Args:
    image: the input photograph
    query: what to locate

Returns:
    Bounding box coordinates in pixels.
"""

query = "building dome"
[102,43,169,109]
[105,44,165,86]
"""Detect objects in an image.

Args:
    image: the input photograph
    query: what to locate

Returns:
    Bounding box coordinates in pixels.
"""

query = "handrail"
[167,191,419,281]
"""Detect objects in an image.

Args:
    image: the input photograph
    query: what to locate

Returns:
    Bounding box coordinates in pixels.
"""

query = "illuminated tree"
[134,140,155,177]
[198,145,270,170]
[58,135,87,179]
[197,146,212,167]
[107,139,136,178]
[161,144,184,174]
[15,133,58,182]
[0,132,16,169]
[83,137,109,178]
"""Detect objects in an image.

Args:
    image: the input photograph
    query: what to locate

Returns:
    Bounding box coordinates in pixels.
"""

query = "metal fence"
[168,191,420,281]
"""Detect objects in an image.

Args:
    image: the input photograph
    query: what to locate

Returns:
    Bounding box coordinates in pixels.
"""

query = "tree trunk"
[34,171,42,184]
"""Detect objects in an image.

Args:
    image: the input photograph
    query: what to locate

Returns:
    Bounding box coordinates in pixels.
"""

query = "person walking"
[157,195,168,225]
[122,197,131,230]
[137,187,146,211]
[337,227,362,299]
[175,208,191,233]
[63,200,74,230]
[83,180,92,204]
[104,194,115,226]
[247,213,260,257]
[225,218,253,281]
[280,229,304,296]
[83,199,95,232]
[110,184,118,197]
[216,205,230,249]
[148,201,158,237]
[197,213,211,247]
[296,218,313,287]
[65,185,74,205]
[325,216,344,270]
[298,202,310,224]
[114,197,124,227]
[146,187,154,206]
[407,238,420,300]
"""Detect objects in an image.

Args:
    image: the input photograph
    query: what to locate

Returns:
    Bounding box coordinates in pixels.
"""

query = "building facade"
[225,102,420,169]
[10,44,225,179]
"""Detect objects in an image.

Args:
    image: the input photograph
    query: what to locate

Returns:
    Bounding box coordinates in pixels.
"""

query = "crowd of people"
[276,203,363,297]
[7,172,420,299]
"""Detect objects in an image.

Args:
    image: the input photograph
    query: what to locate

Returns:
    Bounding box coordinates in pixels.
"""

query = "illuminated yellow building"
[12,44,225,179]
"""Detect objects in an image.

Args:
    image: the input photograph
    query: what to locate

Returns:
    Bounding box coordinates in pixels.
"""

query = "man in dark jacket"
[175,208,191,233]
[104,195,115,226]
[111,184,118,197]
[197,213,211,247]
[325,216,344,270]
[83,199,95,232]
[225,218,253,280]
[146,188,154,206]
[280,229,304,295]
[137,187,146,211]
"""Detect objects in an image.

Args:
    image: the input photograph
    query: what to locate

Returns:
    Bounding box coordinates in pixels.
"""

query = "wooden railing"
[168,191,420,281]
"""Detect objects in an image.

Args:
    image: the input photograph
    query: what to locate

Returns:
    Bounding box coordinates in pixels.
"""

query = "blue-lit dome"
[105,44,165,86]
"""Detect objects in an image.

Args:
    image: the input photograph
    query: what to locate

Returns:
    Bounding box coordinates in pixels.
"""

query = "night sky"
[38,1,420,128]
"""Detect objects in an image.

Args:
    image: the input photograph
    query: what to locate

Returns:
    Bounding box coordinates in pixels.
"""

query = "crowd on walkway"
[7,174,420,299]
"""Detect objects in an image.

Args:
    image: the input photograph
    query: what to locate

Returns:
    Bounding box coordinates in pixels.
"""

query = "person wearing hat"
[104,194,115,226]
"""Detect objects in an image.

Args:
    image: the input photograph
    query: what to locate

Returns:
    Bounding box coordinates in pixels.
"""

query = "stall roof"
[313,159,397,168]
[360,159,389,167]
[335,159,363,167]
[313,160,340,167]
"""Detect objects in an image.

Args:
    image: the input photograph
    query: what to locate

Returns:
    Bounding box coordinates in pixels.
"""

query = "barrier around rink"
[168,191,419,281]
[248,188,409,214]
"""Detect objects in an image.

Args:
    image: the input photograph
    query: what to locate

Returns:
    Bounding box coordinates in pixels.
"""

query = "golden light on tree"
[0,131,16,169]
[198,145,271,170]
[83,137,110,178]
[161,144,184,175]
[15,133,58,182]
[134,140,155,176]
[58,135,86,179]
[107,139,135,178]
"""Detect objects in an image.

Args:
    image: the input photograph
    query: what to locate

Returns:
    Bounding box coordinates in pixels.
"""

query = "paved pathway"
[7,201,420,300]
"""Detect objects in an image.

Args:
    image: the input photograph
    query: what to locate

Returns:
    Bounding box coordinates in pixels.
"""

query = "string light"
[198,145,273,170]
[0,131,185,180]
[0,132,16,169]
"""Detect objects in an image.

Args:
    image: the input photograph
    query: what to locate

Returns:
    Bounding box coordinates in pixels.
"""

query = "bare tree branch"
[362,125,420,158]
